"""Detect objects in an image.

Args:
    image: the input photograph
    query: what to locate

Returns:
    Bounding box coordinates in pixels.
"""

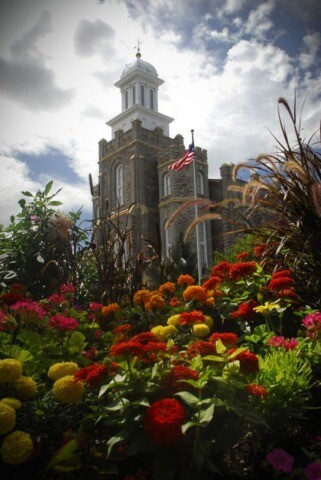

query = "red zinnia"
[211,261,231,279]
[228,348,259,373]
[109,339,144,358]
[74,364,111,387]
[143,398,187,447]
[209,332,238,347]
[178,310,205,326]
[229,261,257,280]
[230,299,259,321]
[202,276,222,290]
[269,277,293,291]
[246,383,268,397]
[163,365,199,393]
[186,340,217,358]
[49,314,79,331]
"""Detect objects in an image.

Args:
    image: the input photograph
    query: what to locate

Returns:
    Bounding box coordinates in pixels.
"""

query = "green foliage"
[213,233,258,264]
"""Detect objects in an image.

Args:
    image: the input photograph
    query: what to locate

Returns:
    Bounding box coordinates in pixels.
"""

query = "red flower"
[186,340,217,358]
[211,261,231,279]
[231,299,259,321]
[178,310,205,326]
[49,314,79,331]
[0,292,25,306]
[143,398,187,447]
[271,270,292,279]
[110,340,144,358]
[170,296,181,307]
[109,332,166,362]
[269,277,293,291]
[113,324,132,335]
[253,244,267,256]
[202,276,222,290]
[276,289,297,299]
[227,348,259,373]
[246,383,268,397]
[236,251,249,260]
[74,364,110,387]
[209,332,238,347]
[163,365,199,393]
[229,261,257,280]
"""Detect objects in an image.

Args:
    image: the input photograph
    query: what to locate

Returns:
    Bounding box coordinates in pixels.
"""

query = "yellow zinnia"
[204,315,214,329]
[192,323,210,338]
[15,376,37,399]
[48,362,79,381]
[0,398,22,410]
[1,431,33,465]
[53,375,84,404]
[167,314,180,327]
[0,359,23,383]
[0,403,16,435]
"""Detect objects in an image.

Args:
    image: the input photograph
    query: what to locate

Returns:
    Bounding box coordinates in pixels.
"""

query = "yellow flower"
[204,315,214,329]
[0,403,16,435]
[151,325,177,341]
[1,430,33,465]
[48,362,79,381]
[253,302,279,314]
[167,314,180,327]
[53,375,84,404]
[0,359,23,383]
[192,323,210,338]
[15,376,37,399]
[0,398,22,410]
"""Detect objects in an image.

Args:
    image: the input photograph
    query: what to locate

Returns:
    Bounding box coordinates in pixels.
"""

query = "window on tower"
[150,89,154,110]
[165,225,173,257]
[132,85,136,105]
[198,222,208,267]
[164,173,171,196]
[125,91,128,110]
[116,164,124,205]
[141,85,145,106]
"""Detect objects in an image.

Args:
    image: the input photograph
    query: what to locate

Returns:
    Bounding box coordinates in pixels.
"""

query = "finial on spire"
[134,38,143,58]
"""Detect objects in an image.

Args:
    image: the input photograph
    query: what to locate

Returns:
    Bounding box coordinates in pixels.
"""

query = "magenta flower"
[89,302,103,312]
[49,314,78,331]
[302,313,321,338]
[10,300,46,320]
[304,462,321,480]
[59,283,76,294]
[267,336,285,347]
[283,338,299,350]
[266,448,294,473]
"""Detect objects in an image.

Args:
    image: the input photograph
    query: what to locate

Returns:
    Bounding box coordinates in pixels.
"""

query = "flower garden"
[0,99,321,479]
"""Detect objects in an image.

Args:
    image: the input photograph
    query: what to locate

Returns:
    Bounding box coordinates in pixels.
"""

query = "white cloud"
[74,18,116,60]
[244,1,275,39]
[299,32,321,70]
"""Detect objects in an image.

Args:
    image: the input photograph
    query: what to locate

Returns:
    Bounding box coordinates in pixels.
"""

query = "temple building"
[94,49,242,276]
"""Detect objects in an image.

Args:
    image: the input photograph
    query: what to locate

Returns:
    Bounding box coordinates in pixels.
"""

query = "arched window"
[196,172,204,194]
[132,85,136,105]
[164,173,171,196]
[165,225,173,257]
[141,85,145,106]
[125,91,128,109]
[198,222,208,267]
[116,164,124,205]
[150,89,154,110]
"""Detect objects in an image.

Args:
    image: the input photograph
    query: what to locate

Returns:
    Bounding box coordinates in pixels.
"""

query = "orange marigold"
[145,294,165,311]
[170,296,181,307]
[158,282,176,295]
[101,303,119,317]
[177,274,195,287]
[133,290,151,306]
[183,286,207,303]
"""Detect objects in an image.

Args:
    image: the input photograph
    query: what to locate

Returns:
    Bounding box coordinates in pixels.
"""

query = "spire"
[134,38,142,58]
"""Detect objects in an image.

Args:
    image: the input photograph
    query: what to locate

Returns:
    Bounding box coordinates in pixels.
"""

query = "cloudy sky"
[0,0,320,226]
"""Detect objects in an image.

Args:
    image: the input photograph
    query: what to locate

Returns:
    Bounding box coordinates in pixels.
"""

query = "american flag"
[168,141,195,171]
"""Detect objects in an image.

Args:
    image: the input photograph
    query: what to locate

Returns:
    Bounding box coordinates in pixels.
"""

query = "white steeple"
[107,48,174,137]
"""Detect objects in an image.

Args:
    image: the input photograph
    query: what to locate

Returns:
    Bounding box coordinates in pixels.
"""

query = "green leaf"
[203,354,224,363]
[106,435,125,458]
[48,439,78,469]
[21,191,34,197]
[215,338,226,354]
[44,180,53,196]
[48,201,63,206]
[68,331,87,354]
[199,402,215,425]
[175,391,199,406]
[181,420,197,434]
[18,199,26,209]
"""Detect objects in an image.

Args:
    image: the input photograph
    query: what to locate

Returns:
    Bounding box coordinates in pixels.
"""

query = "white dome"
[121,56,158,78]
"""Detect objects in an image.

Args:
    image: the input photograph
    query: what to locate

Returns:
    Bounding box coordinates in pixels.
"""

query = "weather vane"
[134,38,143,58]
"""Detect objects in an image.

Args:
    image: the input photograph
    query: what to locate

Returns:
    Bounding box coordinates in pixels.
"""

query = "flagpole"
[191,129,202,285]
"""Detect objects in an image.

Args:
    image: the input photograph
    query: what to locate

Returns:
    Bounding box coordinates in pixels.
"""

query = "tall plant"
[232,98,321,307]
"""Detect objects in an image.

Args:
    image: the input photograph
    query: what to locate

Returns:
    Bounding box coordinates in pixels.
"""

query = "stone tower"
[96,50,213,275]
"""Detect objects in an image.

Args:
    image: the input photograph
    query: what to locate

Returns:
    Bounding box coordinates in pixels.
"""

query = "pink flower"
[10,300,46,320]
[49,314,78,331]
[267,336,299,350]
[266,448,294,473]
[283,338,299,350]
[304,462,321,480]
[302,313,321,333]
[89,302,103,312]
[267,336,285,347]
[59,283,76,294]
